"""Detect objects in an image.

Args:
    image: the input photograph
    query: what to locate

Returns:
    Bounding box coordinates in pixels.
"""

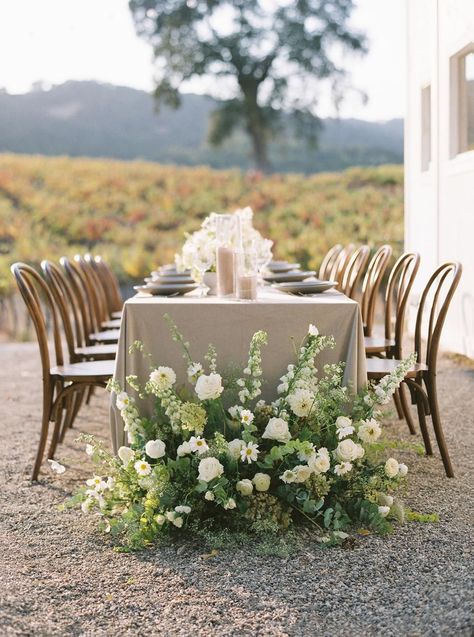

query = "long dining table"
[110,287,367,451]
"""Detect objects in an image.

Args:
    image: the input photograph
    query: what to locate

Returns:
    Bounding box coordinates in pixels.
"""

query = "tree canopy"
[129,0,367,171]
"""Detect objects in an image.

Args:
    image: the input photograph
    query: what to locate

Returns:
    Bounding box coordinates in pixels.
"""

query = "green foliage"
[406,510,440,523]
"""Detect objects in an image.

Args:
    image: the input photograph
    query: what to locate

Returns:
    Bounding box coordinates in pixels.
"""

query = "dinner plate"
[151,268,192,277]
[147,275,196,284]
[273,280,338,295]
[134,283,199,296]
[267,262,301,273]
[263,270,315,283]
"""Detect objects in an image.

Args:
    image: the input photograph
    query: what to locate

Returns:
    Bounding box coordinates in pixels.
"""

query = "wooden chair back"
[360,244,393,336]
[415,262,462,373]
[384,252,420,358]
[341,245,370,299]
[60,256,97,339]
[318,244,343,280]
[90,255,123,313]
[74,254,109,326]
[10,263,65,380]
[330,244,356,290]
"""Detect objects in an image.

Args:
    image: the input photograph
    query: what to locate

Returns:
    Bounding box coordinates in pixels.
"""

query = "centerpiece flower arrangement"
[175,206,273,274]
[70,318,415,550]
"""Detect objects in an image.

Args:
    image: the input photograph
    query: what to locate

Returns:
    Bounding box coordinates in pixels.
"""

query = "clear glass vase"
[216,214,239,297]
[236,245,259,301]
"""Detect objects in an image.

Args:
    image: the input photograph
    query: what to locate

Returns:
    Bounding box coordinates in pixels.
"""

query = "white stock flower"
[334,462,353,476]
[85,444,94,456]
[116,391,131,410]
[335,439,365,462]
[252,473,271,492]
[187,362,203,383]
[228,405,241,420]
[118,446,135,465]
[48,459,66,474]
[262,417,291,443]
[189,436,209,455]
[227,438,244,460]
[358,418,382,443]
[378,506,391,518]
[134,459,152,476]
[294,465,312,483]
[240,442,259,464]
[287,389,314,418]
[236,479,254,496]
[375,385,391,404]
[224,498,237,510]
[145,439,166,459]
[198,457,224,483]
[175,505,191,514]
[204,490,215,501]
[385,458,400,478]
[240,409,254,425]
[195,373,224,400]
[398,463,408,476]
[150,366,176,391]
[281,469,297,484]
[308,323,319,336]
[335,416,355,439]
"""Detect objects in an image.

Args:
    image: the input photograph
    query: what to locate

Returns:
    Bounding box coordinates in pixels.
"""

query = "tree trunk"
[240,80,271,173]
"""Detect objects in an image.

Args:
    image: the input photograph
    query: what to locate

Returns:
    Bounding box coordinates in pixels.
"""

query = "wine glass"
[256,238,274,285]
[184,243,213,296]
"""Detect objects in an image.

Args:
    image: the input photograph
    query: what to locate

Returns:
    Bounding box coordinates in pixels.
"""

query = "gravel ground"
[0,342,473,637]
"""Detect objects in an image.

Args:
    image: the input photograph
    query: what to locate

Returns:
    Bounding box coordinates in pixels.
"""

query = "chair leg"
[69,386,86,429]
[415,390,433,456]
[48,390,67,460]
[85,385,95,405]
[399,383,417,436]
[393,389,404,419]
[32,381,54,481]
[427,377,454,478]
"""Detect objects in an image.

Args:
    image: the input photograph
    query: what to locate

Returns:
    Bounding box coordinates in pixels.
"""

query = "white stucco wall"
[405,0,474,357]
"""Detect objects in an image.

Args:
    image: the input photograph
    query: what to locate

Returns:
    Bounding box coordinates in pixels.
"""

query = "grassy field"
[0,153,404,296]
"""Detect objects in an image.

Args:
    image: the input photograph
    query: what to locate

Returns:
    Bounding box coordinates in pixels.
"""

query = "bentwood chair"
[319,244,343,281]
[331,244,356,291]
[61,257,120,345]
[11,263,115,480]
[75,255,121,330]
[365,252,420,434]
[366,261,462,477]
[88,255,123,319]
[360,244,393,337]
[340,245,370,299]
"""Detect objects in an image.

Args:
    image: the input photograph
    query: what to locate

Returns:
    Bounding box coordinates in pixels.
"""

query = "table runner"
[110,288,367,451]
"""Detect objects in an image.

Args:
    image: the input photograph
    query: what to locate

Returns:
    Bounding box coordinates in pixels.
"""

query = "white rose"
[198,457,224,483]
[155,514,166,525]
[287,389,314,417]
[336,439,364,462]
[378,505,391,518]
[224,498,237,510]
[117,446,134,465]
[236,479,254,496]
[336,416,352,429]
[385,458,400,478]
[309,453,330,474]
[262,417,291,443]
[252,473,271,492]
[308,323,319,336]
[398,463,408,476]
[294,465,312,483]
[228,438,244,460]
[177,441,192,457]
[195,373,224,400]
[358,418,382,443]
[149,366,176,390]
[204,490,215,501]
[145,439,166,459]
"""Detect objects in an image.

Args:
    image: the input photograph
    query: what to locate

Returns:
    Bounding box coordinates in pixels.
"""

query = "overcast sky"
[0,0,405,121]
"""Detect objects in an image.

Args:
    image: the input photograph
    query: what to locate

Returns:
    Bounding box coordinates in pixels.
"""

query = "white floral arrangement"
[175,206,273,273]
[64,317,416,550]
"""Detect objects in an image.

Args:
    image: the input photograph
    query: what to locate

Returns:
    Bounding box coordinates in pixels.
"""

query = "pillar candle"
[217,246,235,296]
[237,274,258,300]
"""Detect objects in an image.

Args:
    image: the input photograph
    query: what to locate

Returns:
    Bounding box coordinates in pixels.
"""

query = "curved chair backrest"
[91,255,123,313]
[330,244,356,290]
[384,252,420,358]
[61,256,97,339]
[415,262,462,372]
[360,244,393,336]
[75,254,109,327]
[319,244,343,281]
[42,260,86,359]
[341,245,370,299]
[10,263,64,381]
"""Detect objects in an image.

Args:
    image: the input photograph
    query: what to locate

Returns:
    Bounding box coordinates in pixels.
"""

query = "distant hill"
[0,81,403,173]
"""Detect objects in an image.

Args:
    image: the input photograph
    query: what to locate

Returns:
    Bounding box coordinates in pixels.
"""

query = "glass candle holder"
[236,248,258,301]
[216,214,239,297]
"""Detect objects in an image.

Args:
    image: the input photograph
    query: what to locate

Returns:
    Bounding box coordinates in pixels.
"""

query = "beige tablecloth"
[110,288,367,451]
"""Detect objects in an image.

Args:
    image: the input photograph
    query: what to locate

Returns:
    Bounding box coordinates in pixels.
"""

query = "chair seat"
[111,311,123,319]
[101,318,122,329]
[364,336,395,353]
[366,357,428,380]
[50,359,115,381]
[89,329,120,343]
[76,344,117,359]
